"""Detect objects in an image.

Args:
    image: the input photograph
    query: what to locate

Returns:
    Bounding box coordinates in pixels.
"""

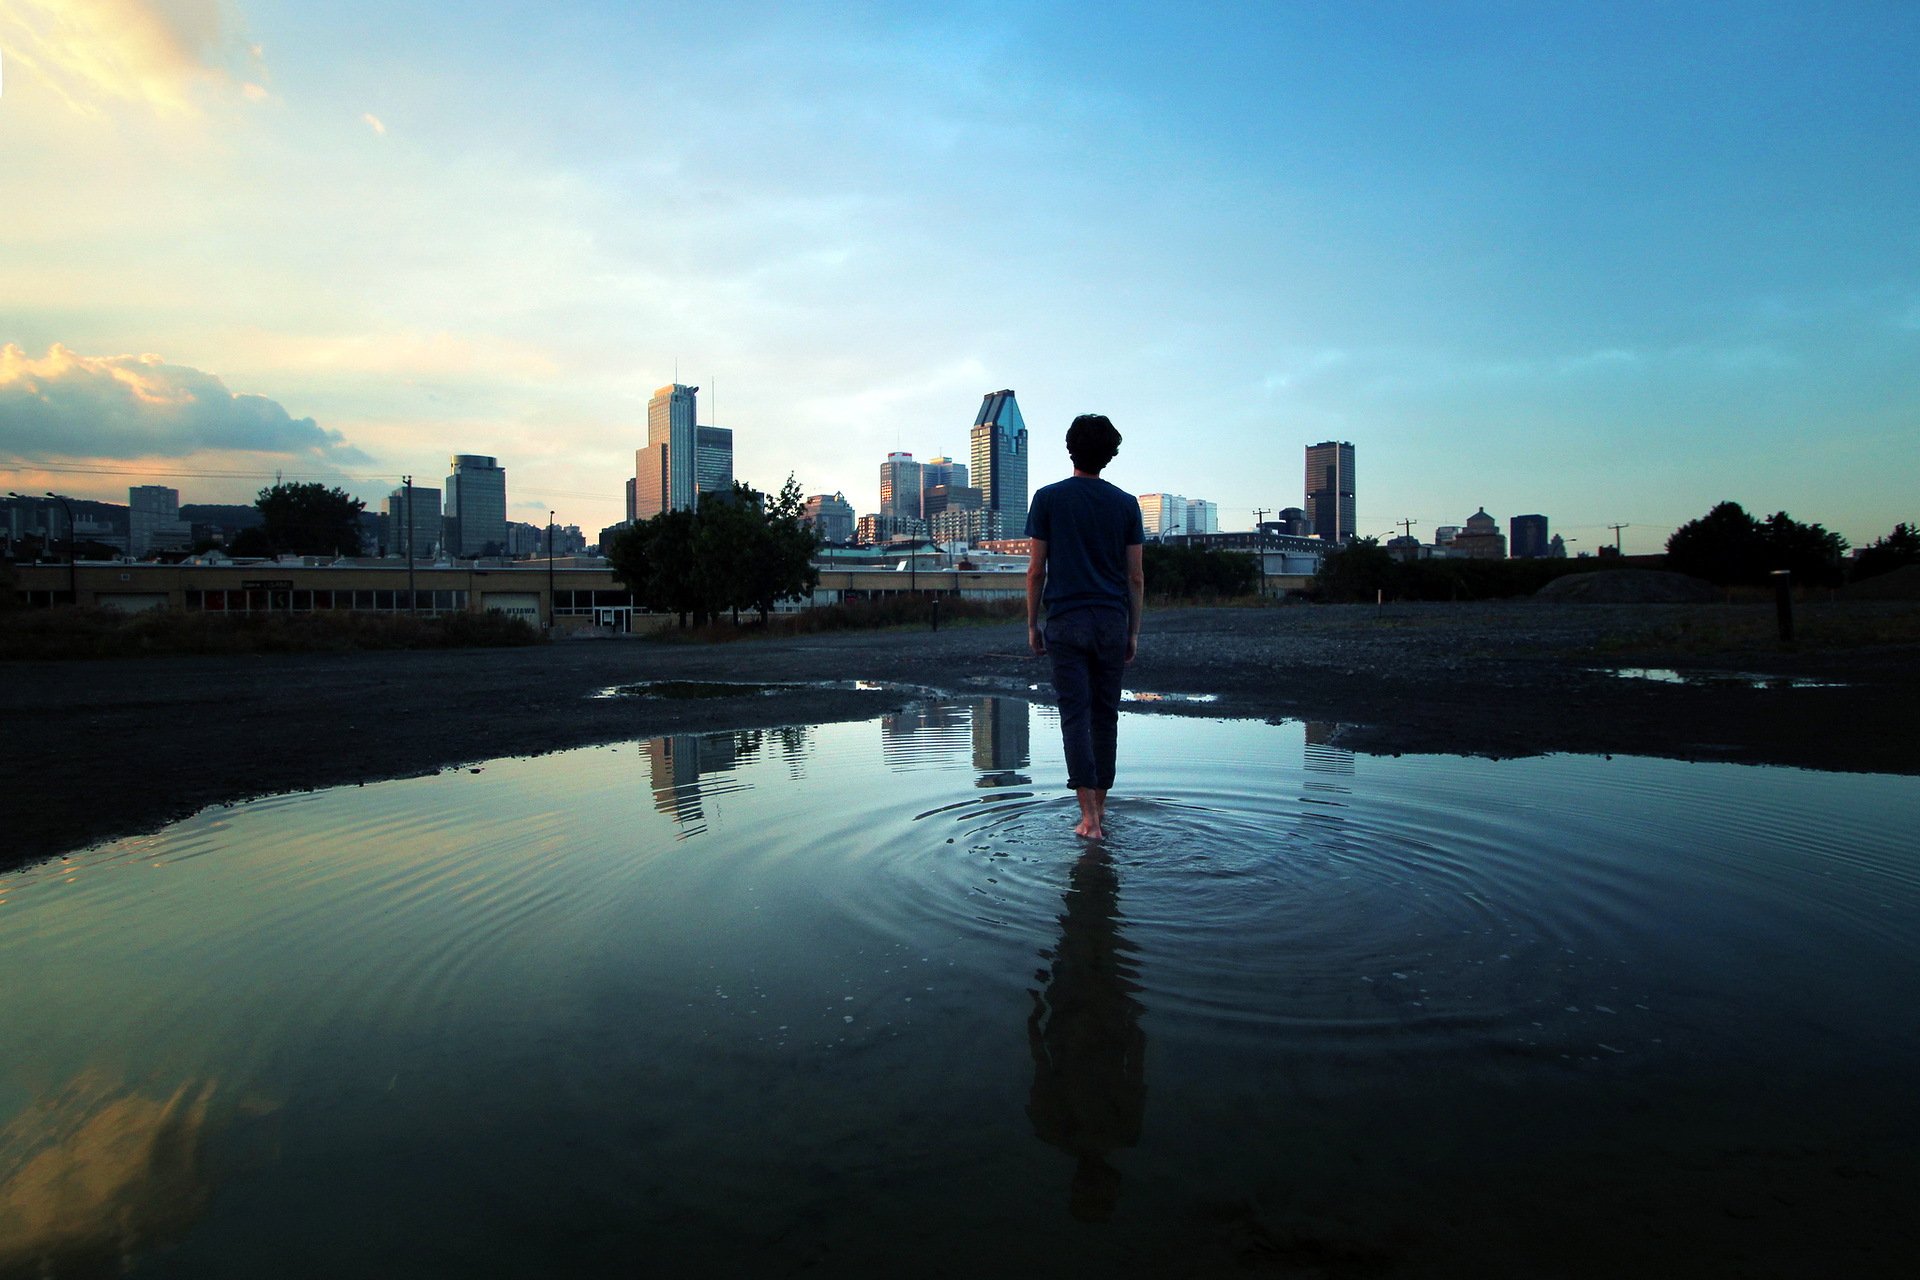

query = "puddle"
[1024,683,1220,704]
[1609,666,1851,689]
[593,678,933,700]
[4,700,1917,1275]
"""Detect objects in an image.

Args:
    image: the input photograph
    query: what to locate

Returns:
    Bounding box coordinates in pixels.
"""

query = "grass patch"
[0,607,543,660]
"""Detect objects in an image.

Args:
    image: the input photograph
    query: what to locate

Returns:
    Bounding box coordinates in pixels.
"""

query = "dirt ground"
[5,599,1917,871]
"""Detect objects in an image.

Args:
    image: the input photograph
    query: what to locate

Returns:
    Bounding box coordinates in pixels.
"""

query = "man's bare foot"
[1073,815,1104,839]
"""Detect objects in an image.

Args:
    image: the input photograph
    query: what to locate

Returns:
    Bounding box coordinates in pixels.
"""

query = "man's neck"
[1071,468,1102,479]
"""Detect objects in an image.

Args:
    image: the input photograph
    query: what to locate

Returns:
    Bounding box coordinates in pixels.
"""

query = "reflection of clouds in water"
[0,1073,222,1277]
[1027,849,1146,1223]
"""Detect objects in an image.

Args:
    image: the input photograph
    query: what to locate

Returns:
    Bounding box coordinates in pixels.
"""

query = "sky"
[0,0,1914,554]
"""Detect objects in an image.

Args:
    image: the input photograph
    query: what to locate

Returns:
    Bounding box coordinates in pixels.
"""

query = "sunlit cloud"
[0,343,370,465]
[0,0,258,116]
[361,111,386,135]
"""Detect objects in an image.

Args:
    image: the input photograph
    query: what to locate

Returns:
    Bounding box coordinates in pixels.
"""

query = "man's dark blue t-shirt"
[1025,475,1145,621]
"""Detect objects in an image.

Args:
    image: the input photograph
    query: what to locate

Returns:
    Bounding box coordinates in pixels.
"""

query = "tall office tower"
[696,426,734,498]
[624,477,637,524]
[636,383,699,519]
[1185,498,1219,535]
[969,389,1029,540]
[1135,493,1188,539]
[445,455,508,556]
[880,451,921,521]
[1304,441,1356,542]
[1510,513,1549,559]
[922,482,981,521]
[803,492,856,545]
[386,484,443,560]
[920,455,967,514]
[128,485,189,556]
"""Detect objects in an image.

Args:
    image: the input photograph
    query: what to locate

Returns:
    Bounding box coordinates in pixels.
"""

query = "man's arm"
[1026,539,1048,656]
[1125,542,1145,662]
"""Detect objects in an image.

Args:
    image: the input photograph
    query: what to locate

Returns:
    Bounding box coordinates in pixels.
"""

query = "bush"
[643,594,1023,643]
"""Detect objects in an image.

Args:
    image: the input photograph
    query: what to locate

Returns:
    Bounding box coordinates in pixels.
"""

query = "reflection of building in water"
[971,696,1030,773]
[1027,849,1146,1223]
[645,732,759,835]
[880,701,973,772]
[1303,721,1355,778]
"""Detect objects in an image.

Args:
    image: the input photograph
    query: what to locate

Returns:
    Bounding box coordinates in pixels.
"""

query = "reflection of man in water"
[1027,848,1146,1222]
[1025,414,1146,840]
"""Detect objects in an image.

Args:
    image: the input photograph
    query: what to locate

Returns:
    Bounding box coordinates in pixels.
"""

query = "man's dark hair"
[1066,414,1122,473]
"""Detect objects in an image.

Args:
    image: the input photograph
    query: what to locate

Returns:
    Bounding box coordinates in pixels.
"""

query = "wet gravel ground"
[5,600,1916,870]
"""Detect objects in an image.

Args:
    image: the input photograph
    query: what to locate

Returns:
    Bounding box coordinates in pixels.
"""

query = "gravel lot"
[5,600,1916,870]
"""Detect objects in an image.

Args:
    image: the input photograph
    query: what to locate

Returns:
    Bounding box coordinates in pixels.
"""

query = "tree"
[1850,522,1920,583]
[241,482,366,557]
[1313,537,1394,602]
[1665,501,1847,586]
[606,477,819,627]
[1140,544,1257,598]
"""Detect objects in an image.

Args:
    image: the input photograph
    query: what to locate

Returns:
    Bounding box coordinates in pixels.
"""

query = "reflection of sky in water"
[2,699,1918,1276]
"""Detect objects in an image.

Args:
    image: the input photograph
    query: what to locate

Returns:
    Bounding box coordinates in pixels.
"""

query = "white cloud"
[0,343,370,464]
[361,112,385,135]
[0,0,261,117]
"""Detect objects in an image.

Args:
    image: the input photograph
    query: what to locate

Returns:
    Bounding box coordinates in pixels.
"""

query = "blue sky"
[1,0,1914,553]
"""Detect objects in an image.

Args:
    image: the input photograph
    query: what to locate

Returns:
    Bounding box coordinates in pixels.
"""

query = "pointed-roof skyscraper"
[969,389,1029,540]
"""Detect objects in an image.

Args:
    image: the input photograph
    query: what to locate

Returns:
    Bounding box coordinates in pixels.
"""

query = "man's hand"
[1125,632,1138,663]
[1029,623,1046,656]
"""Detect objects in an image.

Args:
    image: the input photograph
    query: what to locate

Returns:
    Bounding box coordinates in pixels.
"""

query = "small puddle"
[1023,683,1219,704]
[593,678,937,701]
[1609,667,1849,690]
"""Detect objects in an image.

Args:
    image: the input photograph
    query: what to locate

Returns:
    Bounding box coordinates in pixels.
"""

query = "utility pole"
[403,475,416,612]
[1397,517,1418,541]
[1608,523,1630,554]
[1251,508,1271,598]
[548,508,556,630]
[44,492,76,604]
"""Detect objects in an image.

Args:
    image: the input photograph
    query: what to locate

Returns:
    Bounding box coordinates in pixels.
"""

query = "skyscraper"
[920,455,966,514]
[445,455,507,556]
[969,389,1028,540]
[128,485,189,556]
[696,425,734,498]
[386,484,442,560]
[1510,513,1549,559]
[1135,493,1188,540]
[636,383,698,519]
[802,492,856,545]
[1185,498,1218,534]
[880,452,921,522]
[1304,441,1355,543]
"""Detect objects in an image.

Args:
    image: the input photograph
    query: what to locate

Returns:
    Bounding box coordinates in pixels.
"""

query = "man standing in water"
[1026,414,1146,839]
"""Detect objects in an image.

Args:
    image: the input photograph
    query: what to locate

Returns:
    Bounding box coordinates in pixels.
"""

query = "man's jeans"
[1045,608,1129,791]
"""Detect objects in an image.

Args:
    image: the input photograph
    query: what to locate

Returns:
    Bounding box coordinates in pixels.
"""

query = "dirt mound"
[1535,569,1718,603]
[1845,564,1920,600]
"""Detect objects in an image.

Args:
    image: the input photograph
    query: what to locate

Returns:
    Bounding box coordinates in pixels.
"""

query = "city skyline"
[1,3,1915,555]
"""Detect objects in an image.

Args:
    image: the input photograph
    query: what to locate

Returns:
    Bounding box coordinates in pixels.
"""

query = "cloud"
[361,112,386,135]
[0,0,260,116]
[0,343,370,464]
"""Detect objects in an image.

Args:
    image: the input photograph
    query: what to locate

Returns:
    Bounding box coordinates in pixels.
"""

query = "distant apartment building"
[386,484,443,560]
[1136,493,1189,540]
[1433,525,1461,546]
[803,492,857,545]
[880,452,922,522]
[128,485,190,557]
[970,390,1029,540]
[636,383,699,519]
[445,454,507,557]
[1510,513,1550,559]
[1451,507,1508,560]
[931,504,995,545]
[696,425,735,498]
[1304,441,1356,542]
[857,513,927,545]
[922,482,982,521]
